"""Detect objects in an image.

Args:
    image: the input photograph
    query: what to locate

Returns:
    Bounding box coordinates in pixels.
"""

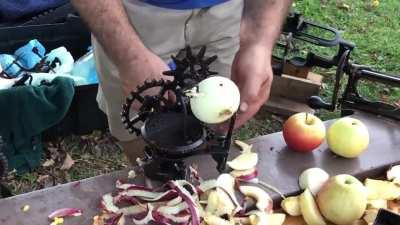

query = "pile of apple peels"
[92,140,286,225]
[280,166,400,225]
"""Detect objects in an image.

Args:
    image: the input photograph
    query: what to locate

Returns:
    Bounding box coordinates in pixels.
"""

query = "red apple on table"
[283,112,326,152]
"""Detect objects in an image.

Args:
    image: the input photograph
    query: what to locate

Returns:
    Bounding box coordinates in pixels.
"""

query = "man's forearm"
[71,0,146,70]
[241,0,293,51]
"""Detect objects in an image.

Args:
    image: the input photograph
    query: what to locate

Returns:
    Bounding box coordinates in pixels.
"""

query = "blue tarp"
[0,0,68,22]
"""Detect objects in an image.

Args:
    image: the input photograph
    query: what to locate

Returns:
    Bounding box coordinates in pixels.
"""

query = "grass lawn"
[294,0,400,103]
[4,0,400,196]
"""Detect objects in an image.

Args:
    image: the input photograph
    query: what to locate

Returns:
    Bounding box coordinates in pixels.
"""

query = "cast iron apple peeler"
[120,46,236,182]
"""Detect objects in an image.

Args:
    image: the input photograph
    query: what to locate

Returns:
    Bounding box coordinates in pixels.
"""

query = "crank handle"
[308,96,335,111]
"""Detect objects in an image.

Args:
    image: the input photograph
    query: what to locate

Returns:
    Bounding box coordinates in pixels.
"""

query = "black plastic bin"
[0,16,108,141]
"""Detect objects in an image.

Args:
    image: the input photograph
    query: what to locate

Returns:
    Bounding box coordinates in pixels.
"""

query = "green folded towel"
[0,77,75,173]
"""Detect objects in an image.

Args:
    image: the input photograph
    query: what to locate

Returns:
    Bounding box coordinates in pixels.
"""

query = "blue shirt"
[142,0,230,10]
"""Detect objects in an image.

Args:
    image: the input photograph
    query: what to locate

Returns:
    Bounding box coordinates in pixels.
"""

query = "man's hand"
[228,0,292,129]
[119,50,170,97]
[231,44,273,129]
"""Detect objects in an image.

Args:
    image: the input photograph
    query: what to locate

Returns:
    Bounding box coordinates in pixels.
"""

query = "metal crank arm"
[341,63,400,120]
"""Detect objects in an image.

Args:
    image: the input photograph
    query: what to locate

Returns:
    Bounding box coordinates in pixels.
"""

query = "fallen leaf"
[36,175,50,183]
[47,147,58,152]
[80,135,90,140]
[380,94,389,102]
[60,153,75,170]
[371,0,379,8]
[50,217,64,225]
[21,205,30,212]
[337,2,350,10]
[42,159,55,167]
[128,170,136,179]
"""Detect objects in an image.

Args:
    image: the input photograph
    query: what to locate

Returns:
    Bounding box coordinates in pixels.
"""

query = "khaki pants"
[92,0,244,144]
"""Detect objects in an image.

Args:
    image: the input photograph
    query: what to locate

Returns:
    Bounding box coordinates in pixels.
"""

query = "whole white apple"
[327,117,369,158]
[189,76,240,124]
[316,174,368,225]
[283,112,326,152]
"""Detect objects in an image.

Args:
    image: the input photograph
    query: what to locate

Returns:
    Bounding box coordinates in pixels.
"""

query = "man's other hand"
[231,44,273,129]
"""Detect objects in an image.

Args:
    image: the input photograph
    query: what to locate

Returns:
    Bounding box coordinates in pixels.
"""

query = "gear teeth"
[120,111,127,118]
[197,46,206,60]
[121,45,218,138]
[204,55,218,65]
[121,116,127,123]
[186,46,194,61]
[128,92,136,102]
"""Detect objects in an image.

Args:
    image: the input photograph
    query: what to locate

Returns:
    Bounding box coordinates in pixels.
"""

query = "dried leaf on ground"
[42,159,55,167]
[337,1,350,10]
[61,153,75,170]
[36,175,50,183]
[380,94,389,102]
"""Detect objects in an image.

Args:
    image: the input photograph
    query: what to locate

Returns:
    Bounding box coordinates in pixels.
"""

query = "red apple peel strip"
[101,193,120,213]
[167,180,201,225]
[132,204,154,225]
[166,196,183,206]
[119,189,178,202]
[197,179,217,194]
[189,165,203,183]
[48,207,83,219]
[236,170,259,181]
[104,213,123,225]
[118,205,147,216]
[158,202,189,215]
[115,180,153,191]
[153,210,191,224]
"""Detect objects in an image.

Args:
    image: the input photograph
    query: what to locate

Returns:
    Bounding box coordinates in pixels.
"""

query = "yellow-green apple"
[316,174,368,225]
[327,117,369,158]
[283,112,326,152]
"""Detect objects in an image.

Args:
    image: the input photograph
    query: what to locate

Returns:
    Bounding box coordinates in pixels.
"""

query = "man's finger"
[236,101,262,128]
[239,101,249,113]
[239,75,263,103]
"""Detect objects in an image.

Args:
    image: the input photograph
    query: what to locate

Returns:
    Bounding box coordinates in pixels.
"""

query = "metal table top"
[0,111,399,225]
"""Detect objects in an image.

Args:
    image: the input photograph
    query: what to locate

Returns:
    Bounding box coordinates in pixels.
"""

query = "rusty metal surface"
[0,111,399,225]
